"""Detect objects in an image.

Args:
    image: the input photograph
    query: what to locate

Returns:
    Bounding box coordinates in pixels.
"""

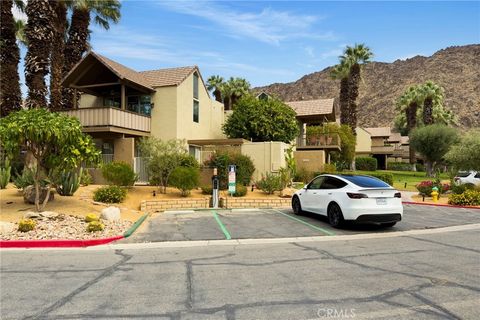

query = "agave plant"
[0,160,11,189]
[55,167,82,196]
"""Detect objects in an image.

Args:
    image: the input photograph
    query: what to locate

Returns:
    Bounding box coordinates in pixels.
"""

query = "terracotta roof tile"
[286,98,334,117]
[388,132,402,142]
[140,67,197,87]
[364,127,391,137]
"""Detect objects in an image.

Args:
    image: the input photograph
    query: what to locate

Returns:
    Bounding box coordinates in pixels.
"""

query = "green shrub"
[451,183,476,195]
[0,160,11,189]
[13,167,35,189]
[416,163,425,172]
[93,185,127,203]
[294,167,315,183]
[101,161,137,187]
[256,172,282,194]
[87,221,105,232]
[323,163,336,173]
[201,185,213,195]
[368,173,394,186]
[80,169,93,186]
[169,166,199,197]
[55,168,81,196]
[387,162,412,171]
[356,157,378,171]
[85,213,99,222]
[233,184,247,197]
[448,190,480,206]
[18,219,36,232]
[278,167,291,189]
[204,152,255,189]
[179,154,199,168]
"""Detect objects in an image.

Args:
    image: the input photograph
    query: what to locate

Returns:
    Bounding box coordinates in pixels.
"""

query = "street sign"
[228,165,236,194]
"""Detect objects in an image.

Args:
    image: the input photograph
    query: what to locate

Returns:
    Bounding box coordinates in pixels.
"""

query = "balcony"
[371,145,395,154]
[62,107,151,135]
[297,133,341,151]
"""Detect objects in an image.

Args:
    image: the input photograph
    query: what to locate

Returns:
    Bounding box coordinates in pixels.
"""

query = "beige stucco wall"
[79,94,103,108]
[371,137,387,147]
[241,142,289,182]
[150,86,178,140]
[355,127,371,155]
[294,150,326,173]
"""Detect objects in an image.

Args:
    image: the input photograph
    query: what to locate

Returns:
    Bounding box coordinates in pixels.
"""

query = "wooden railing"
[61,107,151,132]
[297,133,341,149]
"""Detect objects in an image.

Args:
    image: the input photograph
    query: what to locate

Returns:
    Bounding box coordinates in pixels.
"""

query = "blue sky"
[17,1,480,90]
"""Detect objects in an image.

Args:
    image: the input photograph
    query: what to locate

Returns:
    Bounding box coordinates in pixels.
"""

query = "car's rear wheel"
[327,203,344,228]
[381,222,397,228]
[292,196,303,215]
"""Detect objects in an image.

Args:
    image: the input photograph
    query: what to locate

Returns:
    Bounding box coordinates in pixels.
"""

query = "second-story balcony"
[371,145,395,154]
[297,133,341,151]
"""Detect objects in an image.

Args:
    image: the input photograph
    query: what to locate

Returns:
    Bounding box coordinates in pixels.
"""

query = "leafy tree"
[0,0,24,116]
[218,77,251,110]
[409,125,458,177]
[206,75,224,103]
[138,138,195,193]
[223,94,299,143]
[330,58,351,126]
[0,109,100,211]
[204,152,255,189]
[319,123,356,169]
[14,17,27,47]
[445,129,480,171]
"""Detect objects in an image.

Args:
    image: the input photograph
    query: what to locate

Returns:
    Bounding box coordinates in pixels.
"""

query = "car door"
[316,177,348,215]
[300,176,324,213]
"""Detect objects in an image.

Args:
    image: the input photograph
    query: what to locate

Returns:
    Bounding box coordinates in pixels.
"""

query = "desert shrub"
[256,172,282,194]
[368,173,394,186]
[416,180,449,196]
[356,157,377,171]
[80,169,93,186]
[85,213,99,222]
[0,160,11,189]
[294,167,315,183]
[101,162,137,187]
[387,162,412,171]
[55,168,82,196]
[201,185,213,195]
[233,184,247,197]
[448,190,480,206]
[169,166,199,197]
[87,221,105,232]
[204,152,255,189]
[323,163,337,174]
[93,185,126,203]
[18,219,36,232]
[179,154,199,168]
[278,167,291,189]
[13,167,36,189]
[451,183,476,195]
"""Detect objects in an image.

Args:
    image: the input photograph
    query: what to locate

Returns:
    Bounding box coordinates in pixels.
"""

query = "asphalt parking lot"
[124,204,480,243]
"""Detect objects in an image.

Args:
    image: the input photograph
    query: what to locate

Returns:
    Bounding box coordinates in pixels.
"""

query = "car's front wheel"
[292,196,303,215]
[327,203,344,228]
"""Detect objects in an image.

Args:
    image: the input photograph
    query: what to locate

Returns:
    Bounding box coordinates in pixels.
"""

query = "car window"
[456,171,471,177]
[339,175,391,188]
[307,177,324,189]
[475,173,480,179]
[320,177,347,189]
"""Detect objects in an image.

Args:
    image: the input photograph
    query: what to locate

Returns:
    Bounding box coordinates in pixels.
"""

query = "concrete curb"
[0,235,124,248]
[123,214,149,238]
[402,201,480,209]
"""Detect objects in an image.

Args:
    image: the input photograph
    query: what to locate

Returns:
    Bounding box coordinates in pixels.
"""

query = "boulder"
[23,211,40,219]
[23,186,54,204]
[0,221,15,234]
[101,206,121,221]
[280,187,296,198]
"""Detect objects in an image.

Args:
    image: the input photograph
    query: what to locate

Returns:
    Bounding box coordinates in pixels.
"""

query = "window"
[320,177,347,189]
[193,100,199,123]
[189,145,201,162]
[307,177,324,190]
[127,95,151,116]
[340,175,391,188]
[193,72,199,99]
[104,96,120,108]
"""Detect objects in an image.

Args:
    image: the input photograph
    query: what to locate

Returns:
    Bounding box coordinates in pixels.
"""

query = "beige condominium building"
[61,51,224,182]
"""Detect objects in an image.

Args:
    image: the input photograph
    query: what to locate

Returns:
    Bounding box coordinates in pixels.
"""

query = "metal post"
[212,167,219,209]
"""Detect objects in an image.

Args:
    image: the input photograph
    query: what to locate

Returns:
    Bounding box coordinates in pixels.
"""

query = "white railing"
[134,157,149,184]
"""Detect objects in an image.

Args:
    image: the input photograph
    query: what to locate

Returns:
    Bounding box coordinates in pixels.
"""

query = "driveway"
[123,204,480,243]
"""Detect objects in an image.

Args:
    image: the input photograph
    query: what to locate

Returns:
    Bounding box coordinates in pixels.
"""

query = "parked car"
[453,171,480,186]
[292,174,403,228]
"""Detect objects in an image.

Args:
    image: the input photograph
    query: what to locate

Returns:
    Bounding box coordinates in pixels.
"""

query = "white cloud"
[12,5,27,22]
[158,1,334,45]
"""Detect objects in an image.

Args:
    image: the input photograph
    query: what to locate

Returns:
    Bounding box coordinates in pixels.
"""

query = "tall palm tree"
[24,0,55,109]
[420,81,444,126]
[220,82,232,110]
[49,1,68,111]
[343,44,373,132]
[62,0,121,109]
[330,59,351,126]
[228,77,250,109]
[206,75,224,103]
[0,0,24,117]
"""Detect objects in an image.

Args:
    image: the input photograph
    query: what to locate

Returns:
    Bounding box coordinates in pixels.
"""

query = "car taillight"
[394,192,401,198]
[347,192,368,199]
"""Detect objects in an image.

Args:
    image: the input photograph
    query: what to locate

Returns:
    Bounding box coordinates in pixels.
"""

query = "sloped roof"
[365,127,391,137]
[388,132,402,142]
[140,67,197,87]
[287,98,334,117]
[401,136,410,144]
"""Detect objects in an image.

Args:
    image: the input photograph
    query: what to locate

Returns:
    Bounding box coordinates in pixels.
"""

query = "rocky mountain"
[255,44,480,129]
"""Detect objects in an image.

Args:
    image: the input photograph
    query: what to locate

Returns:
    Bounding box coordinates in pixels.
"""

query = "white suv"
[454,171,480,186]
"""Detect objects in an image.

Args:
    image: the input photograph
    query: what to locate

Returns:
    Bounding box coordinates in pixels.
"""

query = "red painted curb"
[402,201,480,209]
[0,235,124,248]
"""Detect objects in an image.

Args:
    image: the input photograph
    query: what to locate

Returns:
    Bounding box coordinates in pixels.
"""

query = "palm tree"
[24,0,55,109]
[343,44,373,132]
[330,59,351,126]
[14,18,27,47]
[420,81,444,126]
[62,0,121,109]
[0,0,24,117]
[228,77,250,109]
[220,82,232,110]
[206,75,224,103]
[49,1,68,111]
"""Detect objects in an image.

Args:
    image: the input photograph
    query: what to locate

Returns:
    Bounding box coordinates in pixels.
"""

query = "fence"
[102,154,114,164]
[134,157,149,184]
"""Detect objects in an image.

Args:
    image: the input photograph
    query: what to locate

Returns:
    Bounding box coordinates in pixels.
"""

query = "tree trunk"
[425,161,434,178]
[0,0,23,117]
[62,7,90,109]
[24,0,55,109]
[223,96,231,111]
[423,97,434,125]
[347,64,360,133]
[213,90,222,103]
[406,101,418,169]
[49,1,67,111]
[339,77,349,126]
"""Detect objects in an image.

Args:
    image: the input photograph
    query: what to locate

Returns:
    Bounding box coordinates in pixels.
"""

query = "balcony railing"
[61,107,151,133]
[371,145,395,154]
[297,133,341,150]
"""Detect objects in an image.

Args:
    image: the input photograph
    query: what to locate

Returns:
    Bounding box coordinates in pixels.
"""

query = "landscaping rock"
[39,211,60,219]
[24,211,40,219]
[23,186,54,204]
[0,222,15,234]
[101,206,121,221]
[280,187,296,198]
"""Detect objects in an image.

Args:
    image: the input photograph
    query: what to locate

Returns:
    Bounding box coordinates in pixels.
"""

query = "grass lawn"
[345,170,450,192]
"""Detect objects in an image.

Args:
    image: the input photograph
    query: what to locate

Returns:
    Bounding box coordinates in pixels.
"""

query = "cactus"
[18,219,36,232]
[0,160,11,189]
[87,221,104,232]
[55,168,82,196]
[85,213,99,222]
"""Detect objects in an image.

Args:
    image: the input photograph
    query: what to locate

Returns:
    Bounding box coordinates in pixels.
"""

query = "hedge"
[387,162,412,171]
[356,157,377,171]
